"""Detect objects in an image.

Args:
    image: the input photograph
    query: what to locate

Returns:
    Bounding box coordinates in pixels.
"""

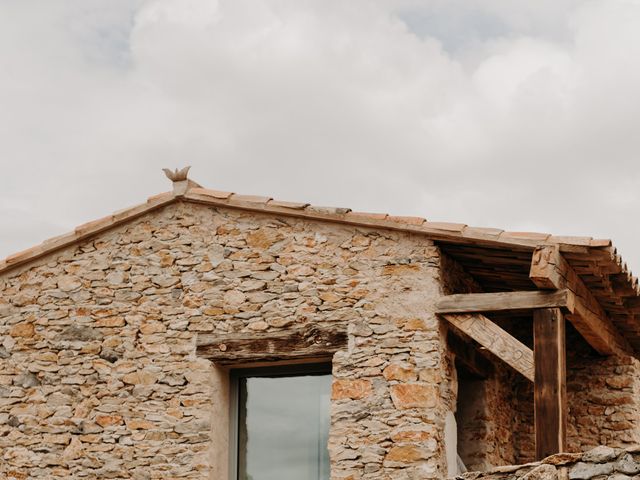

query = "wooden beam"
[436,289,575,314]
[534,307,567,460]
[530,245,631,355]
[447,331,493,378]
[442,313,534,381]
[196,326,347,364]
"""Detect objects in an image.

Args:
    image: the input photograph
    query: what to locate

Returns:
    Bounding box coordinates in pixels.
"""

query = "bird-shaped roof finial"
[163,166,191,182]
[162,166,202,195]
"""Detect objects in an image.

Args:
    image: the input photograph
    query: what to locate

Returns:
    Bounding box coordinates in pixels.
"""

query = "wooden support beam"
[534,307,567,460]
[530,245,631,356]
[196,326,347,365]
[447,331,493,378]
[442,313,534,381]
[436,289,575,315]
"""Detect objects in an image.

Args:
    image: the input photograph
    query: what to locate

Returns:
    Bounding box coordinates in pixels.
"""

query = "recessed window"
[231,364,332,480]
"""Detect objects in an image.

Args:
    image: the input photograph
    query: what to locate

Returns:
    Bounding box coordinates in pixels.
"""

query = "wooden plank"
[530,245,631,355]
[196,326,347,364]
[436,289,574,314]
[442,313,534,381]
[534,307,567,460]
[447,331,493,378]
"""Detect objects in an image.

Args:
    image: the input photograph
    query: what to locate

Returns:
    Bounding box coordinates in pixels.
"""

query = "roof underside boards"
[1,183,639,351]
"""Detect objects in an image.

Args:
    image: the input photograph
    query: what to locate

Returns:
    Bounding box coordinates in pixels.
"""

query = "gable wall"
[0,201,450,479]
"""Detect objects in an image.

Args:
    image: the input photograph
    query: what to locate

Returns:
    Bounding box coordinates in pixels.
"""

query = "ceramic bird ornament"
[163,166,191,182]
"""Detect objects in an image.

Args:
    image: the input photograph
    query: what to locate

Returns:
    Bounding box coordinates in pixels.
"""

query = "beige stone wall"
[0,202,449,479]
[514,329,640,463]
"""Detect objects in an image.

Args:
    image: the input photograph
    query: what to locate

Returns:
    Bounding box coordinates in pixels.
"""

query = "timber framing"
[530,245,631,356]
[436,289,575,315]
[534,307,567,460]
[447,331,493,378]
[196,325,347,365]
[442,313,534,381]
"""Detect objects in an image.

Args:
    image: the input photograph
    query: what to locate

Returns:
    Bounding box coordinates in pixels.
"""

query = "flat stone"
[57,325,102,342]
[616,454,640,475]
[521,464,558,480]
[584,446,619,463]
[570,462,614,479]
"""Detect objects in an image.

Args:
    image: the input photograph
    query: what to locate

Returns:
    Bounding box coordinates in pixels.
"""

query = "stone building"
[1,169,640,480]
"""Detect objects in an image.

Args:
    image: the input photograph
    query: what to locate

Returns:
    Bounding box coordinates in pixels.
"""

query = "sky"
[2,0,640,270]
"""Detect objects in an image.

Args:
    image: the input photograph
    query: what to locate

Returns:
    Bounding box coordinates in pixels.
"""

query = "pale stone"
[58,276,82,292]
[570,462,614,479]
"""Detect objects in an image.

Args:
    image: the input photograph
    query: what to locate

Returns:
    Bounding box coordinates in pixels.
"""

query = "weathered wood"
[196,326,347,364]
[534,307,567,460]
[447,331,493,378]
[442,313,534,381]
[530,245,631,355]
[436,289,574,314]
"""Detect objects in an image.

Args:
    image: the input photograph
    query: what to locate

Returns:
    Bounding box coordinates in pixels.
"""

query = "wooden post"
[534,307,567,460]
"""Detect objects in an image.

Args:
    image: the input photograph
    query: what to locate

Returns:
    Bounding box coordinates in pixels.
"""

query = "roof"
[2,169,640,348]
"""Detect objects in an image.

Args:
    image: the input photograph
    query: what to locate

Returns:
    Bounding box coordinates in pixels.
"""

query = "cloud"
[2,0,640,270]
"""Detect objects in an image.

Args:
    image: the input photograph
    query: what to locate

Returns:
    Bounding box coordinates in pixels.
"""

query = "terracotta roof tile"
[462,227,504,239]
[113,203,155,222]
[424,221,467,232]
[499,231,551,241]
[547,235,593,246]
[75,215,115,236]
[189,188,233,200]
[267,199,309,209]
[229,194,272,204]
[306,206,352,215]
[6,245,44,264]
[387,215,426,226]
[590,238,613,247]
[344,211,389,221]
[147,192,173,204]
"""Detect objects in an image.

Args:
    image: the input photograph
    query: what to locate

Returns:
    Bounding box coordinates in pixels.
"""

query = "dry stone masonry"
[1,185,640,479]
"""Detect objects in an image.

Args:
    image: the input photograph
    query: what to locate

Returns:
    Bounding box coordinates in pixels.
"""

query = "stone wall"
[455,445,640,480]
[0,201,449,479]
[513,328,640,463]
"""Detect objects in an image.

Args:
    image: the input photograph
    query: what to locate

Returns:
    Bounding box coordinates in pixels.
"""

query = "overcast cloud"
[2,0,640,270]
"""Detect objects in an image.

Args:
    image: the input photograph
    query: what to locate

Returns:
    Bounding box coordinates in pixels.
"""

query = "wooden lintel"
[196,326,347,364]
[530,245,631,356]
[436,289,575,315]
[534,307,567,459]
[442,313,534,381]
[447,331,493,378]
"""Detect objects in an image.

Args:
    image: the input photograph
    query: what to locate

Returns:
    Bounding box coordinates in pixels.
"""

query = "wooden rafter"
[436,289,575,315]
[447,331,493,378]
[442,313,534,381]
[530,245,631,355]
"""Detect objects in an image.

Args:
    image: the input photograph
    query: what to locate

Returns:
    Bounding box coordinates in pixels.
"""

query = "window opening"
[231,364,332,480]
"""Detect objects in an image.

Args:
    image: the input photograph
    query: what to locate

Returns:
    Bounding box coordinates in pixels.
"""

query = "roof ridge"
[0,170,616,276]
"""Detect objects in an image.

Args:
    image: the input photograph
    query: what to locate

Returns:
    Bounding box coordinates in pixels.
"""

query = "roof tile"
[590,238,613,247]
[75,215,115,236]
[345,211,389,221]
[189,188,233,200]
[230,194,272,204]
[267,199,309,209]
[387,215,426,226]
[147,192,173,204]
[424,221,466,232]
[548,235,593,246]
[6,245,44,264]
[306,206,352,215]
[499,231,550,241]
